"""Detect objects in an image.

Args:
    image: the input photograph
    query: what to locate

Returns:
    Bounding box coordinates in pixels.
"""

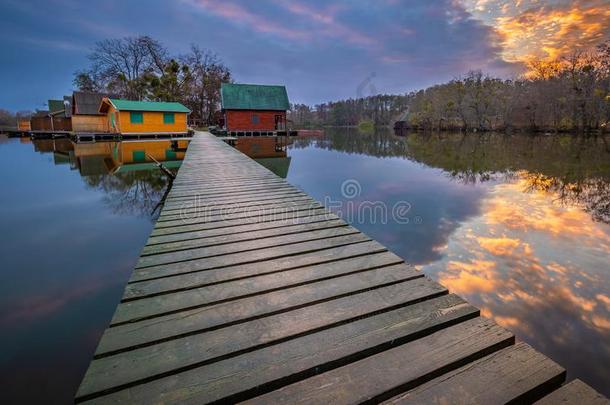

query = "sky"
[0,0,609,111]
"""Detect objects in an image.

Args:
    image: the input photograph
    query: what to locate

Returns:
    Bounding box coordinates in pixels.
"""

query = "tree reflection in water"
[32,138,185,220]
[292,129,610,224]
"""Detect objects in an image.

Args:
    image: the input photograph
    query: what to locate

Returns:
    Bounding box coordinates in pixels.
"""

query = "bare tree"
[181,45,232,124]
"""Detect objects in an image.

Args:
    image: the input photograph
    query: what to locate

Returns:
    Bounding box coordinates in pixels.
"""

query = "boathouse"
[99,98,190,136]
[72,91,110,133]
[30,99,72,132]
[221,83,290,134]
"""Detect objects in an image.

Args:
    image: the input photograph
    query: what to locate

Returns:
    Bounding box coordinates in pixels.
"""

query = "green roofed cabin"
[99,98,191,136]
[221,83,290,132]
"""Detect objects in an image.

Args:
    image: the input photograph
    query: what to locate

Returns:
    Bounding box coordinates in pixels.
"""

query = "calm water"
[0,130,608,402]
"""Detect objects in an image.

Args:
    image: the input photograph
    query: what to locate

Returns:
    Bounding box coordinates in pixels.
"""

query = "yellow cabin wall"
[72,115,109,133]
[118,111,188,134]
[18,120,31,131]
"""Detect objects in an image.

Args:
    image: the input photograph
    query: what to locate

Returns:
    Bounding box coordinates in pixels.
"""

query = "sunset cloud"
[463,0,610,65]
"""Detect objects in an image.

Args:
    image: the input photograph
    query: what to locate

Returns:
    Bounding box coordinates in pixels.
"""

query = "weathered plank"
[384,341,565,404]
[153,200,322,229]
[535,379,609,405]
[82,315,504,404]
[141,218,346,256]
[158,195,314,219]
[130,233,372,282]
[149,206,331,236]
[77,279,454,399]
[111,263,420,325]
[241,317,514,405]
[128,242,393,299]
[145,212,336,245]
[127,249,402,299]
[136,226,357,268]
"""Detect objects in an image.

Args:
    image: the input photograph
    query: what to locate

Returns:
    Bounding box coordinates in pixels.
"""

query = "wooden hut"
[18,119,31,131]
[220,83,290,133]
[30,99,72,132]
[99,98,190,136]
[71,91,109,133]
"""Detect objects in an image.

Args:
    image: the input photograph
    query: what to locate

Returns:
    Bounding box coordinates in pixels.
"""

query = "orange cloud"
[440,259,498,295]
[462,0,610,74]
[494,1,610,64]
[477,236,522,256]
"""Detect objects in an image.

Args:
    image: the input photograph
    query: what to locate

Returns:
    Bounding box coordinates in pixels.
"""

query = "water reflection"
[0,137,188,403]
[31,138,189,218]
[234,136,292,178]
[288,128,610,395]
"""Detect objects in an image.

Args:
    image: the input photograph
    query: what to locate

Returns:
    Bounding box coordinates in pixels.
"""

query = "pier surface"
[76,132,607,404]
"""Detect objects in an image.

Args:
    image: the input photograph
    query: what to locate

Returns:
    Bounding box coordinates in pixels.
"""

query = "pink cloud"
[275,0,376,46]
[191,0,311,41]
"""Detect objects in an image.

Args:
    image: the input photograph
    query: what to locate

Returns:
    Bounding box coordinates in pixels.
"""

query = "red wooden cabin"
[220,83,290,133]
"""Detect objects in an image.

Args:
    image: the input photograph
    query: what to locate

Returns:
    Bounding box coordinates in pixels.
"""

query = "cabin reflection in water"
[233,136,292,178]
[31,135,292,179]
[32,138,190,176]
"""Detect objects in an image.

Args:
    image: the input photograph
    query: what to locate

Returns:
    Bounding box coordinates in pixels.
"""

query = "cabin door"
[274,115,285,130]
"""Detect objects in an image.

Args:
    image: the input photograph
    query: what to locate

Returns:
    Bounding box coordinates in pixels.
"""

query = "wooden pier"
[76,131,607,404]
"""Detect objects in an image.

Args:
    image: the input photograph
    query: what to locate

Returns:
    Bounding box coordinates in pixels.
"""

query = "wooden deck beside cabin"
[75,131,608,404]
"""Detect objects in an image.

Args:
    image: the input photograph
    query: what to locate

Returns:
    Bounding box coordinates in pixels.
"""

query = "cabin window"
[163,113,175,124]
[130,112,143,124]
[251,114,260,124]
[133,150,146,162]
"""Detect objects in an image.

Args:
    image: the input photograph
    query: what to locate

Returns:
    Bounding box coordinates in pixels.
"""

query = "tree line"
[289,41,610,133]
[73,36,231,124]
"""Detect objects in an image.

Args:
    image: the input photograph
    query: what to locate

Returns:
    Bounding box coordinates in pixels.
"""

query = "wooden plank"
[157,197,318,222]
[241,317,514,405]
[111,263,420,325]
[535,379,609,405]
[78,294,476,402]
[162,184,297,202]
[130,233,372,282]
[98,261,421,356]
[145,213,339,245]
[128,242,393,299]
[158,194,313,218]
[77,279,450,398]
[127,249,402,299]
[136,226,357,268]
[384,341,565,404]
[153,200,323,229]
[141,218,346,255]
[160,194,311,216]
[150,207,331,236]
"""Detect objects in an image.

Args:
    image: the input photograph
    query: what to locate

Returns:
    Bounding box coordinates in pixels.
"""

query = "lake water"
[0,130,608,402]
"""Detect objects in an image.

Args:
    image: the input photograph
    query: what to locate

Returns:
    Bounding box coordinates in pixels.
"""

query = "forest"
[289,41,610,133]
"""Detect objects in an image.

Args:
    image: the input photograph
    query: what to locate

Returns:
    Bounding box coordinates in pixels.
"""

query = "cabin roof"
[73,91,109,115]
[221,83,290,111]
[48,99,65,114]
[106,99,191,113]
